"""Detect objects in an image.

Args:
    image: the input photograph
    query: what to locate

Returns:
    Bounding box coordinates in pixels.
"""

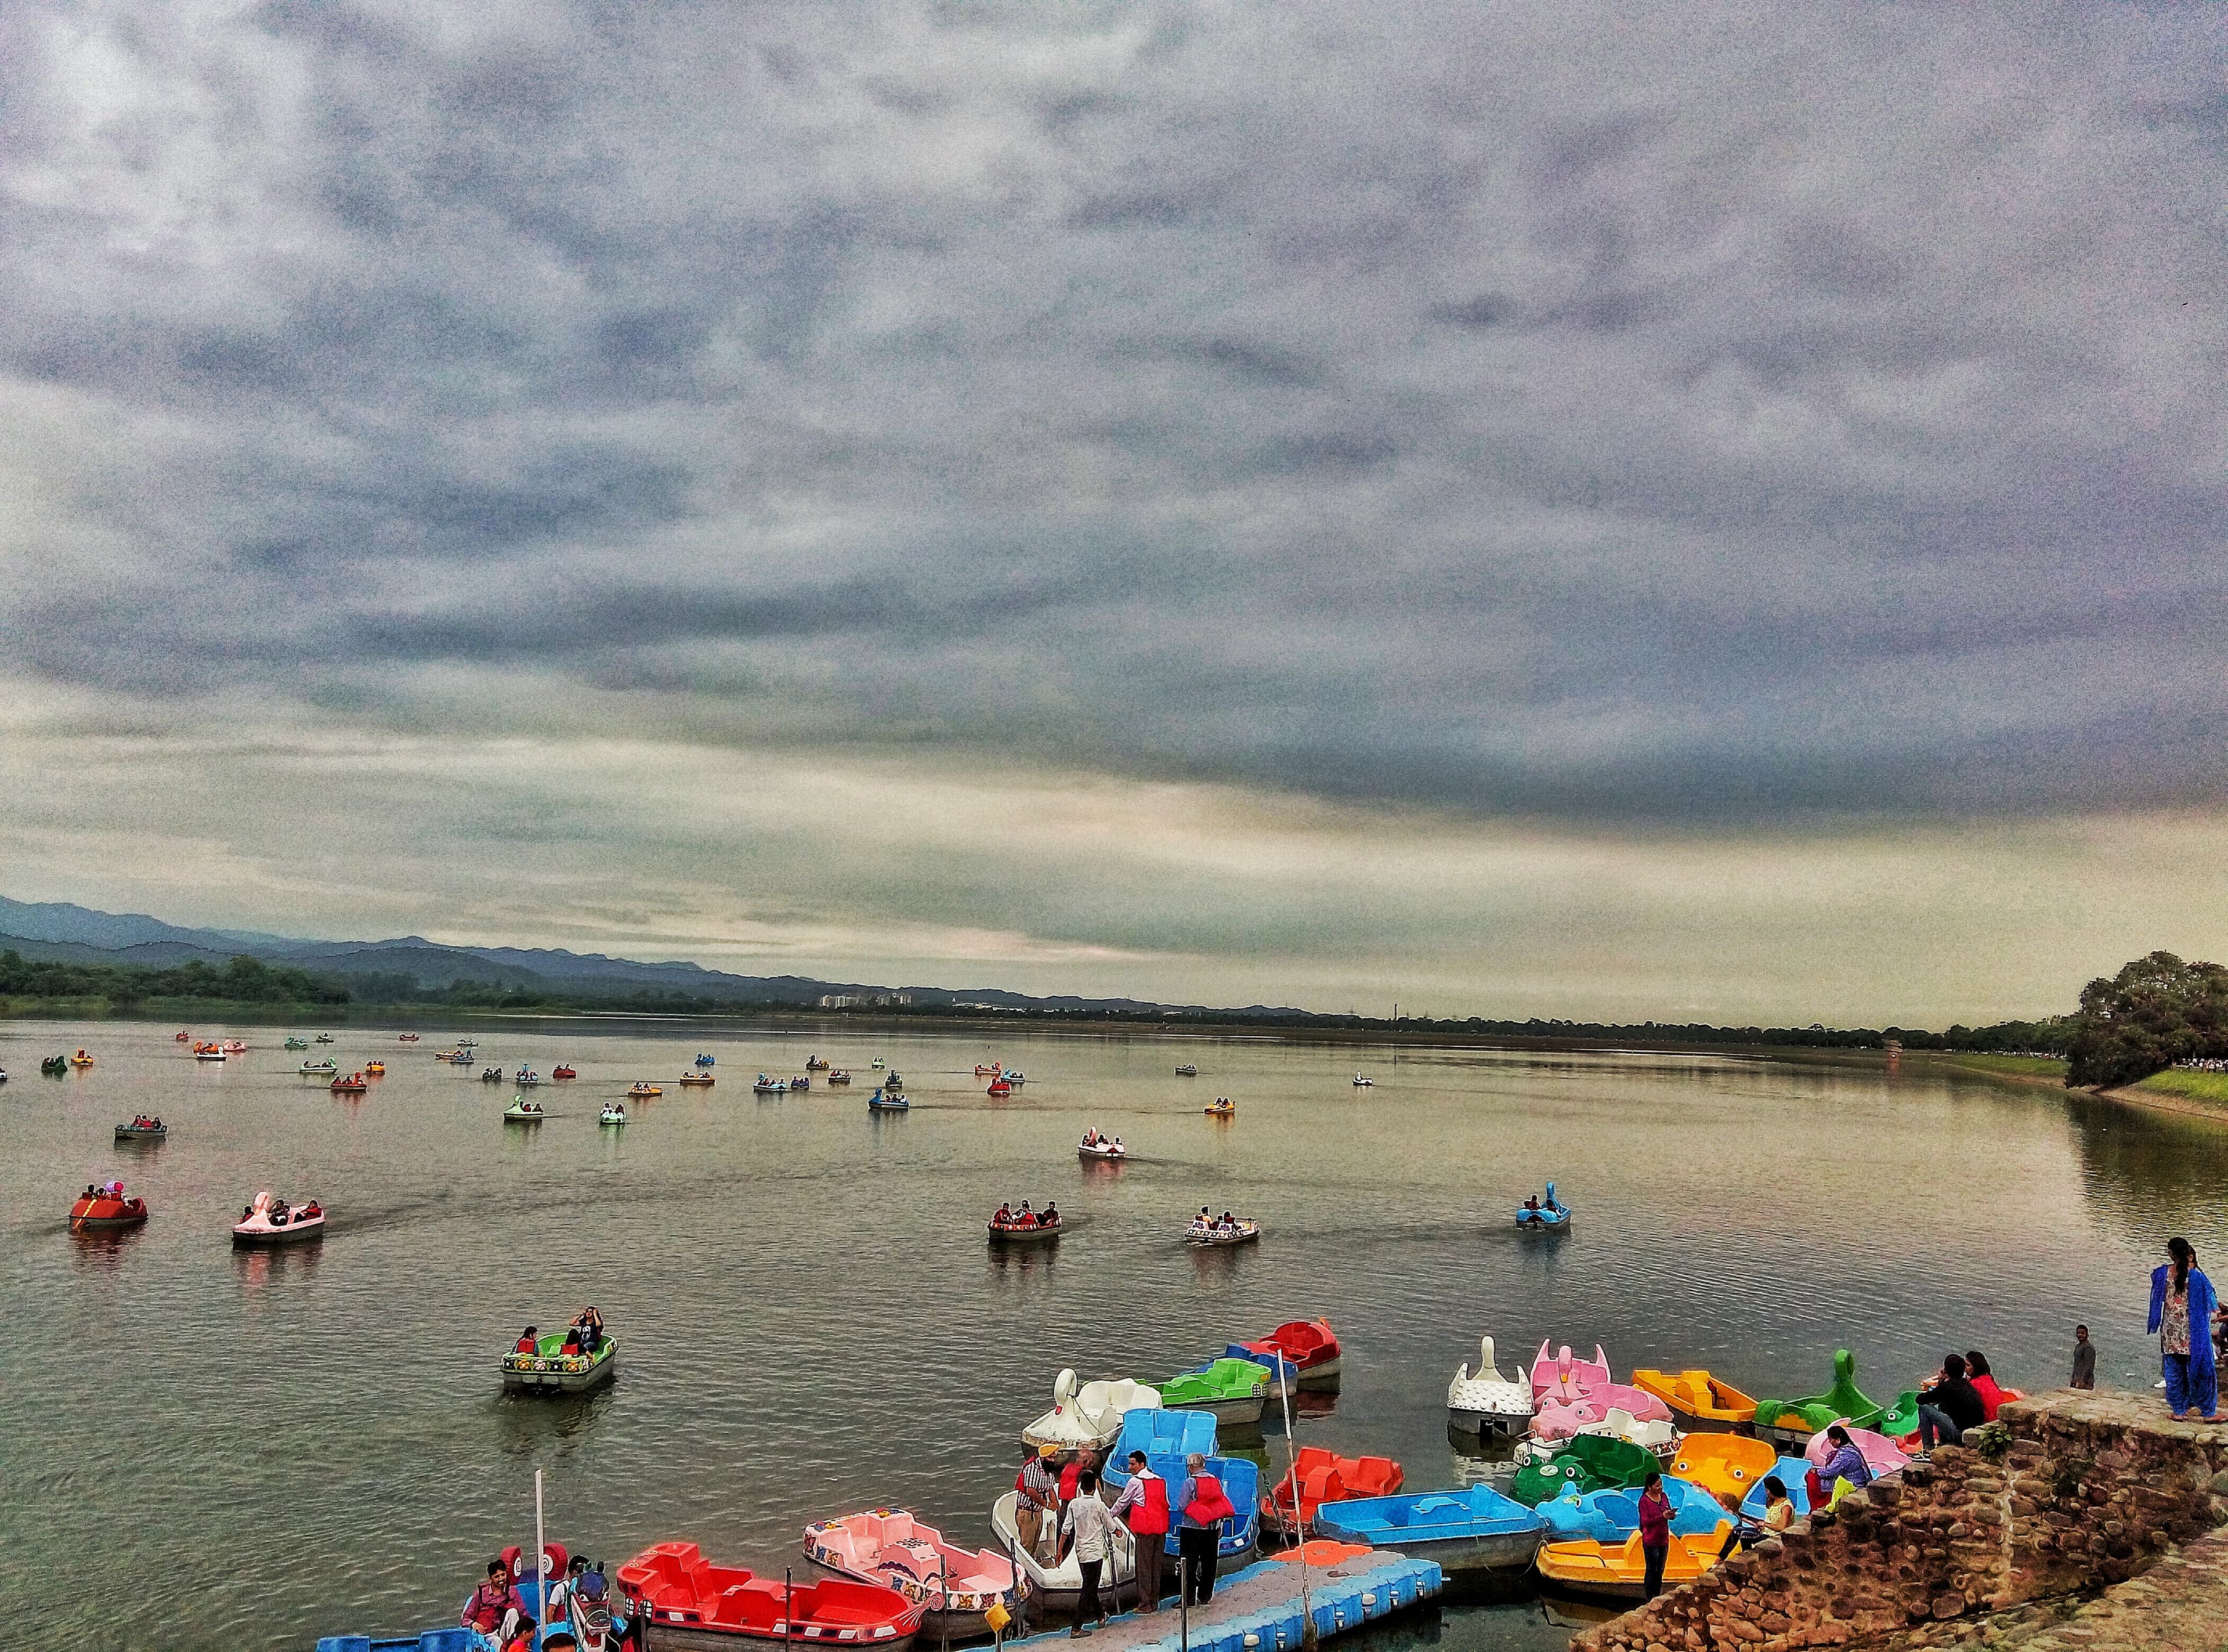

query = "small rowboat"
[986,1215,1059,1245]
[1175,1064,1198,1076]
[620,1543,920,1651]
[301,1059,339,1075]
[628,1083,663,1098]
[71,1184,148,1231]
[801,1509,1023,1640]
[1079,1136,1127,1159]
[114,1119,168,1141]
[827,1070,852,1085]
[504,1096,546,1120]
[601,1104,629,1125]
[331,1073,369,1094]
[1261,1447,1405,1538]
[232,1190,325,1247]
[505,1329,618,1394]
[552,1065,578,1079]
[990,1490,1138,1613]
[1185,1218,1261,1248]
[678,1072,715,1087]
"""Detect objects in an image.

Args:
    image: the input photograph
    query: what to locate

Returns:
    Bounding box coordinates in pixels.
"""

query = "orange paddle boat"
[71,1181,149,1231]
[1262,1445,1405,1537]
[1632,1368,1759,1433]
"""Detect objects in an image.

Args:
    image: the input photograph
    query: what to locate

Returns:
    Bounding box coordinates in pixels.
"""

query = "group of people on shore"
[992,1199,1060,1229]
[1012,1443,1236,1636]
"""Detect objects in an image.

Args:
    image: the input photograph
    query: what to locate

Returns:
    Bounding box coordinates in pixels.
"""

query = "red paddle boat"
[618,1542,924,1651]
[553,1065,578,1079]
[1242,1317,1343,1389]
[71,1181,149,1231]
[1261,1445,1404,1537]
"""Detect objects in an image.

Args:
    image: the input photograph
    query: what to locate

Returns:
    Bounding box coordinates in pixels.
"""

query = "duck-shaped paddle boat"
[619,1542,922,1650]
[1752,1349,1885,1448]
[504,1095,546,1121]
[628,1082,662,1098]
[1020,1368,1162,1451]
[1669,1432,1781,1502]
[1535,1528,1734,1600]
[601,1102,629,1125]
[232,1190,325,1246]
[70,1181,147,1231]
[1351,1073,1373,1086]
[801,1510,1024,1640]
[1447,1335,1536,1437]
[1632,1367,1758,1433]
[1261,1446,1405,1538]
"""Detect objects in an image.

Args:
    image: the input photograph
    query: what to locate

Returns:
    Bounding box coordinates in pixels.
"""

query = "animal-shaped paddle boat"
[70,1181,148,1231]
[990,1487,1138,1612]
[1158,1356,1271,1426]
[806,1056,829,1070]
[284,1036,309,1050]
[1237,1318,1341,1387]
[1534,1528,1733,1600]
[1313,1483,1547,1575]
[802,1509,1025,1639]
[1752,1349,1885,1448]
[41,1055,68,1075]
[1261,1446,1405,1538]
[504,1325,618,1394]
[695,1053,716,1068]
[1741,1456,1820,1520]
[1524,1402,1677,1462]
[1668,1432,1781,1502]
[1529,1342,1613,1404]
[504,1096,545,1121]
[1536,1477,1727,1543]
[1516,1181,1571,1229]
[789,1075,811,1091]
[1509,1434,1655,1508]
[1446,1335,1536,1437]
[1632,1368,1759,1433]
[867,1087,908,1111]
[619,1542,924,1651]
[1803,1422,1911,1484]
[232,1190,325,1246]
[114,1116,168,1141]
[514,1067,541,1086]
[1021,1368,1162,1451]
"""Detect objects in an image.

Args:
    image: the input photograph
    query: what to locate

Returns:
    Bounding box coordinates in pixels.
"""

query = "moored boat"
[1447,1336,1536,1437]
[1238,1318,1340,1387]
[114,1116,168,1141]
[1262,1447,1404,1538]
[232,1190,325,1247]
[1533,1528,1733,1600]
[1020,1367,1162,1451]
[1632,1367,1758,1433]
[1105,1404,1218,1479]
[1509,1434,1656,1506]
[504,1096,546,1121]
[1314,1484,1546,1575]
[331,1072,369,1094]
[1536,1477,1727,1543]
[70,1181,147,1231]
[801,1510,1023,1639]
[1157,1356,1271,1426]
[1752,1349,1885,1448]
[618,1542,922,1651]
[629,1082,663,1098]
[1739,1455,1820,1519]
[1668,1432,1780,1502]
[990,1489,1139,1612]
[504,1327,618,1394]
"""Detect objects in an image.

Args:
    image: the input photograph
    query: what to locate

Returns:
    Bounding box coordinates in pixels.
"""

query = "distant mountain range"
[0,894,1288,1017]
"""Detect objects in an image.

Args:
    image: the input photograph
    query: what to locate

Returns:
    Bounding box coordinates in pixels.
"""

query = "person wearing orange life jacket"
[1176,1452,1235,1605]
[1107,1449,1169,1611]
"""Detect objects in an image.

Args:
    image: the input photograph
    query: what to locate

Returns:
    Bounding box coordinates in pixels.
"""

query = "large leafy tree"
[2065,951,2228,1088]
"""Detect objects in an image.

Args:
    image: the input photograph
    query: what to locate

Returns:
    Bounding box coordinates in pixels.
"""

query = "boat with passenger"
[1351,1073,1372,1086]
[752,1075,786,1094]
[435,1047,473,1062]
[1185,1212,1261,1247]
[867,1086,907,1111]
[222,1039,247,1054]
[678,1071,715,1087]
[827,1069,852,1085]
[553,1065,578,1079]
[618,1542,922,1651]
[1314,1484,1546,1575]
[601,1101,630,1126]
[482,1065,505,1082]
[801,1509,1024,1640]
[1535,1528,1734,1600]
[41,1054,68,1075]
[300,1058,339,1076]
[1175,1063,1198,1076]
[70,1181,148,1231]
[284,1036,309,1050]
[364,1060,385,1076]
[990,1487,1138,1613]
[1516,1183,1572,1230]
[504,1318,617,1393]
[628,1082,663,1098]
[69,1049,96,1068]
[114,1115,168,1141]
[1536,1477,1726,1543]
[789,1074,811,1091]
[1078,1128,1127,1159]
[695,1053,715,1068]
[331,1072,369,1094]
[232,1190,325,1246]
[986,1078,1012,1097]
[870,1058,887,1069]
[515,1066,542,1086]
[504,1095,546,1122]
[194,1042,226,1061]
[314,1033,334,1043]
[986,1202,1060,1245]
[1205,1097,1236,1116]
[398,1032,419,1042]
[805,1056,829,1071]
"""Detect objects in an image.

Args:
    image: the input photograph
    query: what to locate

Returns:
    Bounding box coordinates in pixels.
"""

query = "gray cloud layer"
[4,0,2225,822]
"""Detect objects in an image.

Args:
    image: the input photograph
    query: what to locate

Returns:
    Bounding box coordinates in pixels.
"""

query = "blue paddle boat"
[1538,1477,1728,1543]
[1740,1456,1817,1520]
[695,1053,715,1067]
[1104,1406,1218,1486]
[316,1632,488,1652]
[867,1086,909,1111]
[1314,1483,1547,1574]
[1516,1180,1572,1230]
[1222,1342,1301,1396]
[1117,1450,1260,1558]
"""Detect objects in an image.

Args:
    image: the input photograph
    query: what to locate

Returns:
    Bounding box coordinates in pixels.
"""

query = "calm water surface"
[2,1021,2222,1652]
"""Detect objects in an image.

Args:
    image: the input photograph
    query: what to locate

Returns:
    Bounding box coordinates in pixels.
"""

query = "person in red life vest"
[1059,1446,1098,1513]
[1176,1452,1235,1604]
[515,1326,538,1355]
[1107,1449,1169,1611]
[462,1558,534,1642]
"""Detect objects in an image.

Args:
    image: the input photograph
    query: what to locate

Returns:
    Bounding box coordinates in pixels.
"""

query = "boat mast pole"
[1276,1369,1316,1650]
[534,1467,547,1636]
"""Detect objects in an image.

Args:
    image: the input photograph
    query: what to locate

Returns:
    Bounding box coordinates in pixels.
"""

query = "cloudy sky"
[2,1,2222,1023]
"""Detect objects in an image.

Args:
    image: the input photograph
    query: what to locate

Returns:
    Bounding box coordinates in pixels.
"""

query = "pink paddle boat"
[802,1509,1024,1639]
[1531,1342,1613,1404]
[1804,1422,1911,1480]
[1528,1400,1679,1460]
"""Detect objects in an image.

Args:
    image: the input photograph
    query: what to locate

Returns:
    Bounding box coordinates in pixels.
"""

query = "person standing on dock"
[2070,1325,2096,1390]
[1061,1468,1117,1637]
[1636,1472,1672,1600]
[1018,1444,1061,1559]
[1177,1452,1235,1606]
[1108,1449,1169,1611]
[2149,1237,2220,1422]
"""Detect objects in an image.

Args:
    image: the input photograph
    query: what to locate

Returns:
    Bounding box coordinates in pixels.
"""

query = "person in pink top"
[1636,1471,1673,1600]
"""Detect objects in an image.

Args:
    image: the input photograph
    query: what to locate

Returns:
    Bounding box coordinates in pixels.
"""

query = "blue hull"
[1314,1484,1545,1573]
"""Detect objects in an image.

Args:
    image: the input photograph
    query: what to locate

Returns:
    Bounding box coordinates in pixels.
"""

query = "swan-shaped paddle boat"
[232,1190,325,1246]
[1446,1335,1536,1436]
[1020,1368,1162,1451]
[1351,1073,1373,1086]
[1079,1131,1127,1159]
[1516,1181,1572,1229]
[867,1087,908,1110]
[504,1095,545,1121]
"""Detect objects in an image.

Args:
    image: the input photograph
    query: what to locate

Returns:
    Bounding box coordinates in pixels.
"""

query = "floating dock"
[1008,1549,1442,1652]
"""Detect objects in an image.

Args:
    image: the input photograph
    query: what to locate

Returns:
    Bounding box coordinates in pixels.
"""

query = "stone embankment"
[1572,1389,2228,1652]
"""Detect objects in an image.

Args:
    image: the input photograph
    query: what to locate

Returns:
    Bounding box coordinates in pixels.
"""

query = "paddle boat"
[115,1116,168,1141]
[1536,1478,1727,1543]
[1316,1483,1548,1574]
[1876,1390,1922,1443]
[331,1072,369,1094]
[301,1057,341,1076]
[1105,1404,1218,1481]
[504,1327,618,1394]
[806,1056,829,1071]
[399,1033,420,1042]
[1752,1349,1885,1448]
[364,1060,385,1076]
[1351,1073,1372,1086]
[70,1181,147,1231]
[41,1055,68,1075]
[0,1066,8,1082]
[628,1082,663,1098]
[986,1205,1060,1245]
[222,1039,247,1053]
[1803,1422,1911,1482]
[1632,1368,1758,1433]
[1185,1214,1260,1247]
[986,1078,1012,1097]
[458,1039,478,1049]
[695,1053,715,1068]
[827,1070,852,1086]
[1205,1097,1236,1115]
[1447,1336,1536,1437]
[314,1033,335,1042]
[990,1488,1138,1613]
[1021,1368,1162,1451]
[789,1075,810,1091]
[1078,1130,1126,1160]
[284,1036,309,1050]
[482,1067,505,1082]
[1134,1451,1261,1559]
[1524,1401,1677,1465]
[867,1087,907,1111]
[618,1542,923,1651]
[1238,1318,1341,1387]
[232,1190,325,1246]
[1175,1064,1198,1076]
[801,1510,1023,1640]
[1534,1528,1734,1600]
[194,1042,227,1061]
[1668,1432,1781,1502]
[1157,1356,1271,1426]
[1509,1434,1656,1506]
[435,1048,473,1062]
[69,1049,96,1067]
[515,1067,542,1086]
[1516,1182,1572,1230]
[678,1072,715,1087]
[1740,1456,1821,1520]
[601,1102,629,1126]
[752,1075,786,1094]
[1529,1342,1614,1403]
[1000,1069,1024,1085]
[176,1030,191,1042]
[871,1058,887,1069]
[1261,1447,1405,1538]
[552,1065,578,1079]
[505,1096,547,1122]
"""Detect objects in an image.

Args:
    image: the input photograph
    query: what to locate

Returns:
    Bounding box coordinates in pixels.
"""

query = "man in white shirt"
[1060,1469,1117,1636]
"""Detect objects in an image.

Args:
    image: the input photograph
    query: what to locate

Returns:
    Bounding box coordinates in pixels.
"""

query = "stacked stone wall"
[1572,1390,2228,1652]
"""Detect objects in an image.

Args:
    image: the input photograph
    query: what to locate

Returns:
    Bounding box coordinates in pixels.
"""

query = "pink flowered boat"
[802,1510,1025,1639]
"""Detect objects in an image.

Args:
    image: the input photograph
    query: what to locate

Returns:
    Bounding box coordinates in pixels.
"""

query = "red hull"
[71,1195,148,1230]
[1246,1317,1341,1374]
[620,1542,923,1652]
[1262,1445,1402,1532]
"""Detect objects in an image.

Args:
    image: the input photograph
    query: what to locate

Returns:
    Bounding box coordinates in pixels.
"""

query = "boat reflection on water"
[496,1379,622,1451]
[67,1224,144,1274]
[233,1238,325,1294]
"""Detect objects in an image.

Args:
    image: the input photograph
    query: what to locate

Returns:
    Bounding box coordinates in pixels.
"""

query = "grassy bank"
[1932,1053,2068,1080]
[2129,1068,2228,1106]
[0,995,354,1022]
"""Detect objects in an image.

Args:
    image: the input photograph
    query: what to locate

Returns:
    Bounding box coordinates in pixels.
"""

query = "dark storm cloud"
[3,0,2224,819]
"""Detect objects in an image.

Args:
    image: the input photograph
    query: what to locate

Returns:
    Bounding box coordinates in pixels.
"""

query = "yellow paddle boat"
[1631,1368,1758,1433]
[364,1060,386,1076]
[628,1082,663,1098]
[1205,1097,1236,1116]
[69,1049,96,1068]
[1535,1527,1734,1600]
[1667,1432,1779,1502]
[677,1071,715,1086]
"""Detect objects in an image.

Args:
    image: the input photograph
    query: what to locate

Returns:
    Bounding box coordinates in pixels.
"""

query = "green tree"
[2065,950,2228,1089]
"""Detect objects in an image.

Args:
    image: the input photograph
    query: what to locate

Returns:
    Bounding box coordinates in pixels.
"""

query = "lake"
[1,1018,2218,1651]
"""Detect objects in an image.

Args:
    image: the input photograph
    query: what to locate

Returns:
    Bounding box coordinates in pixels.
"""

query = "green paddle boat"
[1752,1348,1885,1448]
[1510,1434,1655,1507]
[1159,1357,1272,1426]
[1873,1389,1920,1441]
[502,1328,617,1394]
